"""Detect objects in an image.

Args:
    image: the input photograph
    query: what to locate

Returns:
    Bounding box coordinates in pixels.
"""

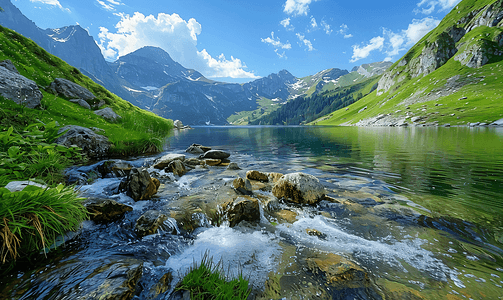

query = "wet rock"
[233,177,253,195]
[0,64,43,108]
[174,120,184,129]
[150,273,173,298]
[185,145,204,154]
[166,160,187,177]
[153,154,186,169]
[204,158,221,166]
[268,172,284,183]
[49,78,95,100]
[4,181,47,192]
[69,98,91,109]
[272,172,326,205]
[55,125,111,158]
[12,255,143,300]
[275,210,298,223]
[84,197,133,223]
[223,196,261,227]
[135,210,169,238]
[190,143,212,152]
[306,228,326,239]
[306,252,375,295]
[246,170,269,182]
[226,162,241,170]
[94,107,121,121]
[184,157,205,166]
[119,168,160,201]
[98,160,134,177]
[199,149,230,160]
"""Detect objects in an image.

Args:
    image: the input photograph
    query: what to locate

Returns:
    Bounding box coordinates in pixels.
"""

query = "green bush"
[176,254,250,300]
[0,184,88,270]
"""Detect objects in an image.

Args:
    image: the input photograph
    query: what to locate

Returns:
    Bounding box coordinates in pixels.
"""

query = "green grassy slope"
[314,0,503,126]
[0,25,173,155]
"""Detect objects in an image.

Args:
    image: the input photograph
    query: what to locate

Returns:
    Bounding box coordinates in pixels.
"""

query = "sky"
[13,0,461,83]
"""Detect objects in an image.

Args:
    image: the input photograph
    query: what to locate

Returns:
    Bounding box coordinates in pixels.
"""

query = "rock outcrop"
[49,78,96,100]
[0,64,42,109]
[272,172,326,205]
[55,125,111,158]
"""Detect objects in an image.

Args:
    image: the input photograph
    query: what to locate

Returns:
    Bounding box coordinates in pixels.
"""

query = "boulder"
[49,78,95,100]
[174,120,183,129]
[185,145,204,154]
[153,154,185,169]
[69,98,91,109]
[119,168,160,201]
[190,143,212,152]
[184,158,205,166]
[199,150,230,160]
[84,198,133,223]
[272,172,326,205]
[268,172,284,183]
[166,160,187,177]
[135,210,169,237]
[0,60,19,74]
[204,159,221,166]
[94,107,121,121]
[233,177,253,195]
[4,181,47,192]
[490,118,503,126]
[55,125,111,158]
[97,160,134,178]
[223,196,261,227]
[92,99,106,109]
[246,170,269,182]
[0,66,42,109]
[226,162,241,170]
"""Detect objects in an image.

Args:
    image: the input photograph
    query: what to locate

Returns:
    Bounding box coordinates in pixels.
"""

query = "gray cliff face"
[243,70,297,100]
[377,0,503,96]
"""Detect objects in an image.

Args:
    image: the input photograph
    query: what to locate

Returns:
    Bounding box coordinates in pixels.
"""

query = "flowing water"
[2,126,503,300]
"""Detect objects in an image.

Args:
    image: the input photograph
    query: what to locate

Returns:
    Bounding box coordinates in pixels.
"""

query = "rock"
[150,273,173,298]
[232,177,253,195]
[119,168,159,201]
[268,172,284,183]
[184,158,205,166]
[166,160,187,177]
[153,154,186,169]
[49,78,95,100]
[0,60,19,74]
[69,98,91,109]
[97,160,134,178]
[84,197,133,223]
[469,122,480,127]
[226,162,241,170]
[94,107,121,121]
[174,120,183,129]
[185,145,204,154]
[272,172,326,205]
[135,210,169,237]
[275,210,298,223]
[358,106,367,113]
[0,65,43,108]
[223,196,261,227]
[246,170,269,182]
[199,150,231,160]
[55,125,111,158]
[4,181,47,192]
[306,228,326,239]
[91,99,106,109]
[190,144,212,152]
[490,118,503,126]
[204,159,221,166]
[12,256,143,300]
[306,252,371,289]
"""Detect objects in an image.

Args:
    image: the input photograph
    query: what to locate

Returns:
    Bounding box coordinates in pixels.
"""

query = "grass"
[227,97,282,125]
[176,252,250,300]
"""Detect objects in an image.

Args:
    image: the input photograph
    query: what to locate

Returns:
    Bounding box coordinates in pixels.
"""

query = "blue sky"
[13,0,461,82]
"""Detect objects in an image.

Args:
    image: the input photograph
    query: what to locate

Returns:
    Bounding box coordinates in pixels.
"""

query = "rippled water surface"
[3,126,503,300]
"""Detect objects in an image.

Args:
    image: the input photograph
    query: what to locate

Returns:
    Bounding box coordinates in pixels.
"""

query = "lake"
[4,126,503,299]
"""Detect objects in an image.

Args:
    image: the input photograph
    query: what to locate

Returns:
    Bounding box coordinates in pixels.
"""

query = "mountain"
[315,0,503,126]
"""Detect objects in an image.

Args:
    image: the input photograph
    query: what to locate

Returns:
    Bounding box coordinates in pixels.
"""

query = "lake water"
[4,126,503,300]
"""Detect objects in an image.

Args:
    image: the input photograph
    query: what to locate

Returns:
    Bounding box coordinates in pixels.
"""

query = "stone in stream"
[268,172,284,183]
[246,170,269,182]
[204,158,221,166]
[97,160,134,178]
[135,210,169,238]
[166,160,187,177]
[272,172,326,205]
[190,143,212,152]
[185,145,204,154]
[153,153,186,169]
[226,162,241,170]
[199,149,230,160]
[119,168,160,201]
[233,177,253,195]
[84,197,133,223]
[222,196,261,227]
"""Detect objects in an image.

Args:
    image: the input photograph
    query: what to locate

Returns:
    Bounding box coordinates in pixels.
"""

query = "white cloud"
[321,20,332,35]
[415,0,461,14]
[384,17,440,59]
[29,0,70,12]
[97,0,124,11]
[338,23,352,37]
[310,16,318,29]
[350,36,384,62]
[98,12,258,79]
[280,18,295,31]
[283,0,319,16]
[344,34,353,39]
[296,33,315,51]
[261,32,292,49]
[275,49,288,59]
